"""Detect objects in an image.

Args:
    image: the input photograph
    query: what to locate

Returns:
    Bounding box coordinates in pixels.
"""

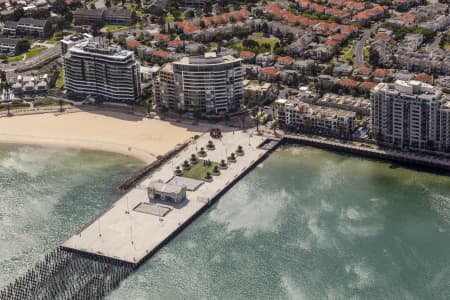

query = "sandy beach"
[0,110,203,163]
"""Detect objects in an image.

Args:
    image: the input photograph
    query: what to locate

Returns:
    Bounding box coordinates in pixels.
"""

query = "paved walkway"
[63,130,268,263]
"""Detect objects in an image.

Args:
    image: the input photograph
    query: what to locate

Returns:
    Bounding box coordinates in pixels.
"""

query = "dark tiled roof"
[0,37,19,46]
[104,8,134,18]
[17,17,49,27]
[74,8,105,17]
[4,21,18,29]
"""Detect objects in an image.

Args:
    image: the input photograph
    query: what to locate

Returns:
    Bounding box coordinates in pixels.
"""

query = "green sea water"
[1,144,450,299]
[0,145,144,287]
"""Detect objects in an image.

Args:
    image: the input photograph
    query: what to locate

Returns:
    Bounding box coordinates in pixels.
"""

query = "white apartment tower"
[154,53,243,115]
[371,80,449,152]
[63,39,141,103]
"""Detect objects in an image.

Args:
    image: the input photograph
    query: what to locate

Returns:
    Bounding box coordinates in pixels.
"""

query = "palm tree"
[253,109,266,133]
[145,97,153,115]
[240,112,246,130]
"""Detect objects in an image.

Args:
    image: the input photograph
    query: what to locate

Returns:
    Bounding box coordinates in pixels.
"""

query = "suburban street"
[354,27,375,66]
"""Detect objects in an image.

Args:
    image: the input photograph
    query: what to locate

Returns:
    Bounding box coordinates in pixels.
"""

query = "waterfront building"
[153,52,243,115]
[371,80,450,152]
[60,33,92,55]
[147,180,186,204]
[10,74,49,96]
[276,98,356,137]
[63,39,142,103]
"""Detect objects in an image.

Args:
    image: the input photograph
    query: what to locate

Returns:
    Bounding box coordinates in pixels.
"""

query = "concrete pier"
[63,130,275,264]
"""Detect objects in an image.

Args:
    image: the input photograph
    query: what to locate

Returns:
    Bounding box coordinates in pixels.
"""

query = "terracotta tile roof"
[341,25,357,34]
[355,66,372,75]
[339,78,358,87]
[354,6,387,21]
[324,39,339,48]
[154,34,169,41]
[277,56,294,64]
[331,33,348,42]
[373,68,392,77]
[240,50,256,58]
[345,1,365,11]
[152,49,170,58]
[168,39,183,47]
[261,67,281,76]
[414,73,432,83]
[359,81,378,90]
[375,32,391,41]
[325,8,348,18]
[126,39,141,49]
[397,13,415,24]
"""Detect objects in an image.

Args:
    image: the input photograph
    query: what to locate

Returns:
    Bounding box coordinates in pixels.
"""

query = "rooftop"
[176,53,240,65]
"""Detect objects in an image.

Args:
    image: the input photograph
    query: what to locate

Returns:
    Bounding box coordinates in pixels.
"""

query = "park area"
[180,159,220,181]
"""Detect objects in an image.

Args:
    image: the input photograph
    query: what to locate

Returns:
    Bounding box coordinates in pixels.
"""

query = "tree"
[185,10,195,19]
[195,8,203,18]
[31,9,50,20]
[253,109,266,133]
[13,6,25,21]
[90,3,96,9]
[16,39,30,54]
[145,96,154,114]
[105,0,111,7]
[369,47,380,67]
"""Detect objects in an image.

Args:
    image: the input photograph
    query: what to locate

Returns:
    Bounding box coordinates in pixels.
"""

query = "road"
[354,27,375,67]
[2,45,61,74]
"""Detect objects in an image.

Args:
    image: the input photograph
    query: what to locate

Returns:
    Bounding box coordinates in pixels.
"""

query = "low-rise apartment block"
[0,37,18,56]
[74,8,137,26]
[276,98,356,137]
[3,18,52,38]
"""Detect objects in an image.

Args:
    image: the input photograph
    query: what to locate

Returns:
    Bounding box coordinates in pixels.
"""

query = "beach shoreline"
[0,110,202,164]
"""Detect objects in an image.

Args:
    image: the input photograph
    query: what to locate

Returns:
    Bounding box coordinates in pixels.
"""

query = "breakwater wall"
[117,140,191,191]
[283,135,450,173]
[0,247,134,300]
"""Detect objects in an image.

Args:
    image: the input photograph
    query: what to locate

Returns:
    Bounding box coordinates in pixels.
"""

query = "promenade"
[284,134,450,171]
[63,130,271,263]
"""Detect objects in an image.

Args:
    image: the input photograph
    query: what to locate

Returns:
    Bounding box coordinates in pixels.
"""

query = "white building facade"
[63,39,141,103]
[371,80,450,152]
[154,53,243,115]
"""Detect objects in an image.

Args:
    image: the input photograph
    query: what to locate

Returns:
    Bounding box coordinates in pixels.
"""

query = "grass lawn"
[56,67,64,89]
[233,36,279,52]
[25,46,46,59]
[104,24,129,32]
[127,4,143,17]
[165,13,175,22]
[46,31,75,44]
[251,36,279,49]
[341,45,354,63]
[7,55,24,63]
[182,159,220,181]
